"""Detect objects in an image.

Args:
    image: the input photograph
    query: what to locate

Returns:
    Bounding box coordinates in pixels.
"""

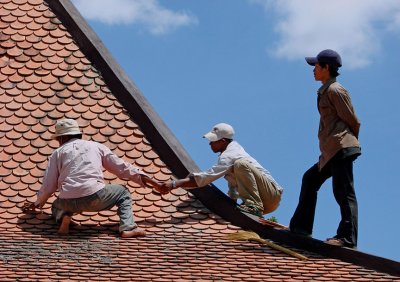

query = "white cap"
[203,123,235,142]
[52,119,82,139]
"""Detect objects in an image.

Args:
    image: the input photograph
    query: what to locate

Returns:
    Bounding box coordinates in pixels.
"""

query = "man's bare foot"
[120,227,146,238]
[57,215,71,235]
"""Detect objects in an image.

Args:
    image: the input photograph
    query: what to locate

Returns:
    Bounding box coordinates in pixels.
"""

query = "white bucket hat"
[203,123,235,142]
[52,119,82,139]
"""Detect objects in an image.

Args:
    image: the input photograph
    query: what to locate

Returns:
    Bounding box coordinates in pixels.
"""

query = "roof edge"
[44,0,199,178]
[190,185,400,277]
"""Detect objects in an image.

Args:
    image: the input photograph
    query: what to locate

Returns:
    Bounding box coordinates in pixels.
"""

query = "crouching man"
[163,123,283,217]
[31,119,163,238]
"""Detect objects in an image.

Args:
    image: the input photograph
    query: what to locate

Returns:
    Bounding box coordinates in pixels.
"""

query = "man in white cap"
[28,119,164,238]
[162,123,283,217]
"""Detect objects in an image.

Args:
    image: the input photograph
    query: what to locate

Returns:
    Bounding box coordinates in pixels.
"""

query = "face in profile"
[209,139,228,153]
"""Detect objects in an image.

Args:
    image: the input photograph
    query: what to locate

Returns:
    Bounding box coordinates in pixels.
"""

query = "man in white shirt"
[28,119,163,238]
[163,123,283,217]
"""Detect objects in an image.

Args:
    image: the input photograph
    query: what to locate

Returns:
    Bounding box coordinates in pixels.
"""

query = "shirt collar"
[60,137,80,147]
[318,78,336,95]
[219,140,237,155]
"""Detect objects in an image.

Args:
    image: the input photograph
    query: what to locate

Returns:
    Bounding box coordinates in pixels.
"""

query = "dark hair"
[70,134,82,139]
[59,134,82,141]
[319,62,340,78]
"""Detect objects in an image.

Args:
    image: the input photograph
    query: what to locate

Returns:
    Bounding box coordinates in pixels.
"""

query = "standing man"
[163,123,283,217]
[30,119,164,238]
[289,49,361,248]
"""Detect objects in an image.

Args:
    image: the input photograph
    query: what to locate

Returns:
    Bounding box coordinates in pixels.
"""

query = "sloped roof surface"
[0,0,399,281]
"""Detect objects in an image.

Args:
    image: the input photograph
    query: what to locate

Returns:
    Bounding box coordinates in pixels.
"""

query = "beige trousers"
[233,159,282,214]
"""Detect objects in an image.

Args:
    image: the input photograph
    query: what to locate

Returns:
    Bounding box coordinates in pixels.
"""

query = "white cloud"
[251,0,400,69]
[72,0,198,35]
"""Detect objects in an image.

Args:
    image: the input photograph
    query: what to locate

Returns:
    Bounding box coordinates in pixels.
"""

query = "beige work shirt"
[317,79,361,169]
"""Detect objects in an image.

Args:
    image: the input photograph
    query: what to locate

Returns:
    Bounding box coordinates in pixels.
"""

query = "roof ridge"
[0,0,398,279]
[192,184,400,277]
[45,0,199,179]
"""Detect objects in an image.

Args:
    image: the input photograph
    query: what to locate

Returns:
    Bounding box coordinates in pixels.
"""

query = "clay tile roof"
[0,0,399,280]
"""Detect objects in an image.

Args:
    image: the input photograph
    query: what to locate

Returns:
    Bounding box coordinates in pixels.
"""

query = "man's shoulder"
[228,140,242,148]
[82,140,110,152]
[224,141,243,153]
[77,139,100,146]
[326,81,349,98]
[63,139,104,150]
[221,141,247,158]
[328,81,346,92]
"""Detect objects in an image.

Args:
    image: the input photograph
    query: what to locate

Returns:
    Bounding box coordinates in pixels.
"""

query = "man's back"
[44,139,106,199]
[219,141,280,187]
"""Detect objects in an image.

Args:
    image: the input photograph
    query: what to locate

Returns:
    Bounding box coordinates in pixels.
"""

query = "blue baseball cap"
[305,49,342,67]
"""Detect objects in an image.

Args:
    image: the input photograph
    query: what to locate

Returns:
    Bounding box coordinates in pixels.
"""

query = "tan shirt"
[317,79,361,169]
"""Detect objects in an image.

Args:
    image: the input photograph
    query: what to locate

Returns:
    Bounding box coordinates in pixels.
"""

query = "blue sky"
[71,0,400,262]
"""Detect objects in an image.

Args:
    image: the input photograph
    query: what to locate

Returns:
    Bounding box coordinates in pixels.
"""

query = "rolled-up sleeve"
[192,164,232,187]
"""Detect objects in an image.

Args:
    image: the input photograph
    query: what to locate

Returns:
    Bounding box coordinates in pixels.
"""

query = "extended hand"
[21,202,39,214]
[164,180,176,190]
[155,183,170,195]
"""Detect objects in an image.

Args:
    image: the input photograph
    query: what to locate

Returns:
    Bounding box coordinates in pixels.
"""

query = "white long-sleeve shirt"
[191,141,282,197]
[37,139,146,202]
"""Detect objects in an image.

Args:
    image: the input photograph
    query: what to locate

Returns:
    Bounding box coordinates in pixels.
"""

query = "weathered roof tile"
[0,0,399,280]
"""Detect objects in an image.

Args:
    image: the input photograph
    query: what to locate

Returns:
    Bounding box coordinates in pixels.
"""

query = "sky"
[71,0,400,262]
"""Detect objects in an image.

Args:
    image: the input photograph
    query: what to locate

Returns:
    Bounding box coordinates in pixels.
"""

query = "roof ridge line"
[194,184,400,277]
[44,0,199,178]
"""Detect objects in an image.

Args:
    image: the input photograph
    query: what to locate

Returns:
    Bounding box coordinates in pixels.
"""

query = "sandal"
[237,204,262,217]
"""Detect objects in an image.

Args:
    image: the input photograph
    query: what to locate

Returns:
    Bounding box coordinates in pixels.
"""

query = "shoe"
[120,227,146,238]
[237,204,263,217]
[324,237,355,248]
[287,227,312,238]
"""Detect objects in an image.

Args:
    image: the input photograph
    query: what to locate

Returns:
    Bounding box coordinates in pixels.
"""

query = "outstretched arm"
[101,145,169,196]
[162,176,199,192]
[161,161,233,192]
[140,175,168,194]
[34,153,60,208]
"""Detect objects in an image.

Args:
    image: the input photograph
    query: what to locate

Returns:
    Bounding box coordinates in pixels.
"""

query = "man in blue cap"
[289,49,361,248]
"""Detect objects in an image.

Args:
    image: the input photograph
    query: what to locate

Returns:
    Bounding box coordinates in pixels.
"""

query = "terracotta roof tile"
[1,65,17,78]
[0,0,398,280]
